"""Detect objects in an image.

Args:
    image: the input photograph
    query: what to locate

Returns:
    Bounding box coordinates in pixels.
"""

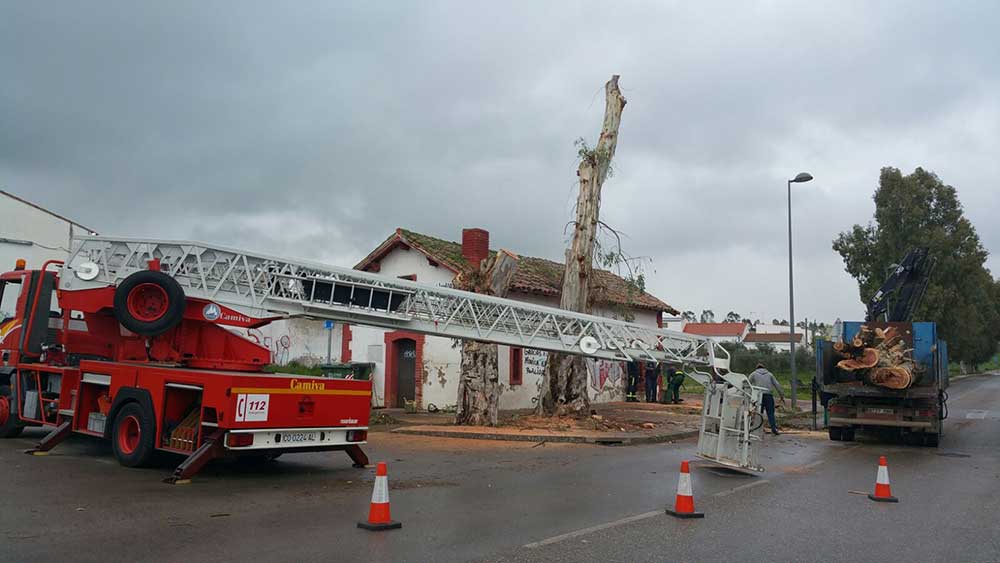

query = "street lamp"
[787,172,813,411]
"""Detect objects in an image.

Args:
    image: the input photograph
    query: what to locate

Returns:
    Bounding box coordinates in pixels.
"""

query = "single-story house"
[343,227,680,410]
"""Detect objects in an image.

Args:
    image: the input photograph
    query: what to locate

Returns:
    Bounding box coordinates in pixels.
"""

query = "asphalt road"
[2,375,997,563]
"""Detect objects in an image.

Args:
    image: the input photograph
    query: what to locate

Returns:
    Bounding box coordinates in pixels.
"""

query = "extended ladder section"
[60,236,765,470]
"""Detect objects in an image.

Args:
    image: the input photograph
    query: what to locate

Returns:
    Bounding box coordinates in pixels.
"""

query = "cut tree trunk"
[834,323,917,389]
[454,250,519,426]
[455,340,500,425]
[537,75,626,416]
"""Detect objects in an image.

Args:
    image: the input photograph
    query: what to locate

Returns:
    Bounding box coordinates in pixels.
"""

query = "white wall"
[0,194,96,317]
[0,193,95,273]
[245,318,344,366]
[420,335,461,410]
[350,323,389,407]
[375,246,456,287]
[348,245,458,407]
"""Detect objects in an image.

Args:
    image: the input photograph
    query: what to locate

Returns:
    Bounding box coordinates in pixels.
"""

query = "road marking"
[713,479,770,497]
[966,410,989,419]
[524,510,662,548]
[524,441,858,550]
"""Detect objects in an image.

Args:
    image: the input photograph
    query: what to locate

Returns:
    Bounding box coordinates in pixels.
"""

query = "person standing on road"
[643,361,659,402]
[749,362,785,435]
[626,361,640,402]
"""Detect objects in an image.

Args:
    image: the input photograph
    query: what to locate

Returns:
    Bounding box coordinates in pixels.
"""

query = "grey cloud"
[2,1,998,323]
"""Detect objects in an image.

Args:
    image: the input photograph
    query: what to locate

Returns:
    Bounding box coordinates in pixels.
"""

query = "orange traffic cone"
[357,462,402,530]
[665,460,704,519]
[868,456,899,503]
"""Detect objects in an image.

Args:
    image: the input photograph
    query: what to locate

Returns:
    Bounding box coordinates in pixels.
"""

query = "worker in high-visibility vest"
[665,369,686,404]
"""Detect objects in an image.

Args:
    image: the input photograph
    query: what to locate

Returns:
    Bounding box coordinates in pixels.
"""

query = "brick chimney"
[461,228,490,268]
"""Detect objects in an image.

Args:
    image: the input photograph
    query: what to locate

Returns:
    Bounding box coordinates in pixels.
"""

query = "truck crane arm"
[865,247,935,323]
[58,236,767,470]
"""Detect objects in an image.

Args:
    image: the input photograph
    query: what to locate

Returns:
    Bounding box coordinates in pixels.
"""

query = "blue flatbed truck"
[817,321,948,447]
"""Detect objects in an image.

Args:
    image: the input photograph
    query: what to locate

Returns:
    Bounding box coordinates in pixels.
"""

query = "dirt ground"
[375,392,819,436]
[496,395,705,435]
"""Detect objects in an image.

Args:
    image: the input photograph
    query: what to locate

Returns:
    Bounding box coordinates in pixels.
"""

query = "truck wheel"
[111,402,156,467]
[0,385,25,438]
[828,427,843,441]
[113,270,186,336]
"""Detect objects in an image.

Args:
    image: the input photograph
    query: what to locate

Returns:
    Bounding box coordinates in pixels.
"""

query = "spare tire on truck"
[113,270,186,336]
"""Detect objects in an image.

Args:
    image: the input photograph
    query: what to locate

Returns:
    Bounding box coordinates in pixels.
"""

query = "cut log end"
[869,366,912,389]
[836,348,880,370]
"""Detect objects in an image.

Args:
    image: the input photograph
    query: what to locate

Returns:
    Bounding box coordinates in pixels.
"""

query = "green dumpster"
[319,362,375,381]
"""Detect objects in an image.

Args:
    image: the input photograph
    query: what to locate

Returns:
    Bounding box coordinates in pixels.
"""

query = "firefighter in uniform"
[625,361,641,402]
[643,361,659,403]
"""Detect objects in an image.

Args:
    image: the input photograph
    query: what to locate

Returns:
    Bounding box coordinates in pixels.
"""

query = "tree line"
[834,167,999,369]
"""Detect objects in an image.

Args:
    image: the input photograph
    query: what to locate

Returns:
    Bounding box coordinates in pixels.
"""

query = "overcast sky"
[3,2,998,324]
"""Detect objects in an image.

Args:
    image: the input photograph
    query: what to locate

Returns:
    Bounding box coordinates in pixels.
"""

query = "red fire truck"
[0,255,371,483]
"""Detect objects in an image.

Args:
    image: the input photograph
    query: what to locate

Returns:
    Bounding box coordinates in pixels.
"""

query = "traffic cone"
[868,456,899,503]
[357,462,402,530]
[665,460,704,519]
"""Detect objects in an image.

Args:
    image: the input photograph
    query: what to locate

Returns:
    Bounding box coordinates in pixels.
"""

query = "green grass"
[770,370,814,401]
[947,353,1000,375]
[262,362,325,376]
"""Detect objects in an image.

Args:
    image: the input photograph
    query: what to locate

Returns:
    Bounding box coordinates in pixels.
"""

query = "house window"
[509,347,523,386]
[398,274,417,281]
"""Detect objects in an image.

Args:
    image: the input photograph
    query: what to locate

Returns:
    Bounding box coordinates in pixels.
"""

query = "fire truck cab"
[0,259,371,482]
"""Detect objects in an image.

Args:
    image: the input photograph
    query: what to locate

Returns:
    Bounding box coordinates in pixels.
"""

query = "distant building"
[0,191,98,317]
[743,331,805,353]
[681,322,750,343]
[0,190,97,270]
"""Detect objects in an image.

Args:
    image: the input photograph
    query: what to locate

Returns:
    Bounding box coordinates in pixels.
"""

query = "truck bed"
[824,381,939,399]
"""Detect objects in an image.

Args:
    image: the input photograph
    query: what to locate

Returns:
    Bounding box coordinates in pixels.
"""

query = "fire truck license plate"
[866,408,894,415]
[281,433,315,443]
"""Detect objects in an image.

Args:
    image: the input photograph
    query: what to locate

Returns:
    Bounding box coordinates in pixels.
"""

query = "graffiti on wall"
[586,359,626,401]
[519,350,623,402]
[246,328,292,365]
[586,359,624,392]
[522,348,548,402]
[523,348,548,379]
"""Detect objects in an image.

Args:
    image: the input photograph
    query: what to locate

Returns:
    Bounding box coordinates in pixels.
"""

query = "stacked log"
[834,325,916,389]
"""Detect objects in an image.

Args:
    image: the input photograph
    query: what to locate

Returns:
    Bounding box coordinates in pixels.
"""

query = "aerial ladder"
[3,236,766,478]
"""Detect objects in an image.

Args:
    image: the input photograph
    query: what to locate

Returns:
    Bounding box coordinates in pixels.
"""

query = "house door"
[395,339,416,407]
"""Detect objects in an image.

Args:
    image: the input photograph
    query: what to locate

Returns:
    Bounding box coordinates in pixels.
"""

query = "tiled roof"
[355,228,678,314]
[744,332,804,343]
[682,322,748,337]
